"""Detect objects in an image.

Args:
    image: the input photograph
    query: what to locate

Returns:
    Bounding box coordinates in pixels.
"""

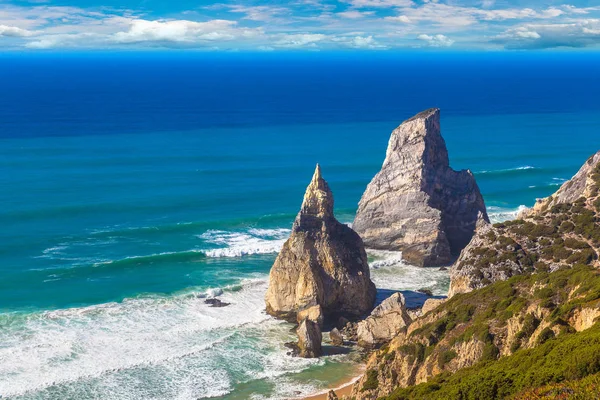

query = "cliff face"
[265,165,376,323]
[353,109,488,267]
[449,151,600,297]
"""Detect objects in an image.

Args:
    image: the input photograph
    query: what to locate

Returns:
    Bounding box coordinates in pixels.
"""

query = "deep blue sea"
[1,52,600,399]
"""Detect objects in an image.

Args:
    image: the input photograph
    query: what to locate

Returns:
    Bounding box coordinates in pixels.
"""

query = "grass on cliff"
[382,322,600,400]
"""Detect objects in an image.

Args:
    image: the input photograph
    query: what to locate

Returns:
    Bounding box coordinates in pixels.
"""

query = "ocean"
[1,52,600,399]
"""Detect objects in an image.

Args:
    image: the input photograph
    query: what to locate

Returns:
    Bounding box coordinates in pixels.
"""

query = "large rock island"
[353,108,488,267]
[265,165,376,325]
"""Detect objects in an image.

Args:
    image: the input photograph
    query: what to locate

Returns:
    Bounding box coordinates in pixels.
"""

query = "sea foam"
[0,279,326,400]
[198,228,290,258]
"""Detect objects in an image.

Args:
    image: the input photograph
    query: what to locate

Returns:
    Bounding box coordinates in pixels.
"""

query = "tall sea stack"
[353,108,488,267]
[265,164,376,323]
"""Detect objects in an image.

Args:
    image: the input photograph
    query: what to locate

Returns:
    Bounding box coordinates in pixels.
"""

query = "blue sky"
[1,0,599,50]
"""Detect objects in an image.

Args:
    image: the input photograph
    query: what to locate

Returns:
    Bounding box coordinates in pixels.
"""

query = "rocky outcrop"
[529,151,600,216]
[297,319,322,358]
[449,150,600,297]
[353,108,488,267]
[265,165,376,323]
[357,293,412,349]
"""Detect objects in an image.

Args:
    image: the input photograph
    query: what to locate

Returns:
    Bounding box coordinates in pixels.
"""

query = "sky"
[0,0,599,51]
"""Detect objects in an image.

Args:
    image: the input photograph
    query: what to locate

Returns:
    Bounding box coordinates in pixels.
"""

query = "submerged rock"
[265,164,376,323]
[353,108,488,267]
[297,319,322,358]
[357,292,412,349]
[204,298,230,307]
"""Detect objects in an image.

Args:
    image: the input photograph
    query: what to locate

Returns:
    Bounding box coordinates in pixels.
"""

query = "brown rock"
[326,390,338,400]
[265,165,376,323]
[297,319,322,358]
[329,327,344,346]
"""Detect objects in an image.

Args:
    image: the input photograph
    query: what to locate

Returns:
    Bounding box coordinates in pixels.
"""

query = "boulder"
[326,390,339,400]
[353,108,488,267]
[265,165,376,323]
[297,319,322,358]
[330,327,344,346]
[421,298,446,315]
[357,292,412,348]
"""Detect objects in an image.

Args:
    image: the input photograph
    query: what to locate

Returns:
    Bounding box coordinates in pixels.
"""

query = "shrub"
[439,349,457,367]
[537,327,556,345]
[362,369,379,392]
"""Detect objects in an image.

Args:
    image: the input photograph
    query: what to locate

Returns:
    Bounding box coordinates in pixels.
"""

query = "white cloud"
[337,10,375,19]
[495,19,600,49]
[417,33,454,47]
[0,24,34,37]
[345,0,414,8]
[221,5,289,22]
[274,33,326,47]
[112,19,261,44]
[385,15,411,23]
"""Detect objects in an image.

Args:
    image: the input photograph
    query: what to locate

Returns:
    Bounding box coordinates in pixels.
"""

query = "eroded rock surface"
[265,165,376,323]
[353,108,488,267]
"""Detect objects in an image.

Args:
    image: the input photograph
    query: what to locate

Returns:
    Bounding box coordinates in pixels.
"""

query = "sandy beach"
[302,367,365,400]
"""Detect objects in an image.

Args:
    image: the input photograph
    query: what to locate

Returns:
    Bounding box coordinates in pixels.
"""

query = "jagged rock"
[531,151,600,215]
[326,390,339,400]
[353,108,488,267]
[297,319,322,358]
[449,151,600,297]
[341,321,358,342]
[265,165,376,323]
[330,327,344,346]
[357,292,412,348]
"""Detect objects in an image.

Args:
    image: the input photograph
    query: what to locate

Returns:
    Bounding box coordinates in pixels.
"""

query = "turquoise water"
[2,54,600,399]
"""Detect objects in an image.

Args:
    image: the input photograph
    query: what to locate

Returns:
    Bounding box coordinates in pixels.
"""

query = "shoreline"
[302,365,365,400]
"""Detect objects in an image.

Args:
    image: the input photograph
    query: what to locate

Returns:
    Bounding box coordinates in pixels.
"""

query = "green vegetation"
[382,323,600,400]
[361,369,379,392]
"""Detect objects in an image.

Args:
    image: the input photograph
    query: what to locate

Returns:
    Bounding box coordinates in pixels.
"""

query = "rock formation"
[449,150,600,297]
[297,319,322,358]
[265,165,376,324]
[357,292,412,349]
[353,108,488,267]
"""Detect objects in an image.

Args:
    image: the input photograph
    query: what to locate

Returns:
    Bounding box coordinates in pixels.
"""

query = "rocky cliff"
[265,165,376,324]
[353,108,488,267]
[350,263,600,399]
[449,150,600,297]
